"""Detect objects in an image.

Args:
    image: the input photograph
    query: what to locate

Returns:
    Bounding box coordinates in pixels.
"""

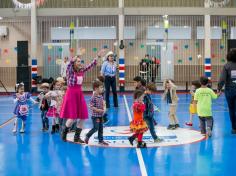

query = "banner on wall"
[12,0,45,9]
[206,0,230,7]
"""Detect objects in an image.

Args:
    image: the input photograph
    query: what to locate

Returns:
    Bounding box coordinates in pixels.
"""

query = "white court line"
[123,95,148,176]
[0,113,41,115]
[124,95,132,122]
[125,99,227,105]
[125,97,226,101]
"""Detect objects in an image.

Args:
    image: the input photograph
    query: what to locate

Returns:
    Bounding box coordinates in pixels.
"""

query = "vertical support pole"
[31,0,37,92]
[204,1,211,80]
[32,59,37,90]
[118,0,125,92]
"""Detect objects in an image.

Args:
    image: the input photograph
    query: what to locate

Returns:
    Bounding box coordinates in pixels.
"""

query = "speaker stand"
[0,80,9,94]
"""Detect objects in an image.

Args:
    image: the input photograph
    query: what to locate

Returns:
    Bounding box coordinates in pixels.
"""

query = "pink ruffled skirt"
[60,85,88,120]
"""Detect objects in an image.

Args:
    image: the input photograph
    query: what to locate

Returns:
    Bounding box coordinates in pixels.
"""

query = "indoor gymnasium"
[0,0,236,175]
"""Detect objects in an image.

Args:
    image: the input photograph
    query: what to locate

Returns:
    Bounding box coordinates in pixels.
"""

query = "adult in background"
[101,51,118,108]
[151,56,160,82]
[218,48,236,134]
[60,50,105,142]
[139,54,152,83]
[61,57,69,80]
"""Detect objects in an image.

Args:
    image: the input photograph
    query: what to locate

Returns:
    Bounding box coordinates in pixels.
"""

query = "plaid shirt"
[66,58,97,87]
[90,94,104,117]
[135,85,146,92]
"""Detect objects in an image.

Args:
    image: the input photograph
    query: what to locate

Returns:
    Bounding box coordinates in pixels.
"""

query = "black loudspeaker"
[17,41,29,66]
[17,66,31,92]
[228,39,236,52]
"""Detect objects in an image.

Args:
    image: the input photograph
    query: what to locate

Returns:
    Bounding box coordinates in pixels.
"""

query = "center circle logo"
[66,126,205,148]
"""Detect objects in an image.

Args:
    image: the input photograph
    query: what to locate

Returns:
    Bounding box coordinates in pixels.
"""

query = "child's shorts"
[17,115,27,122]
[189,104,197,114]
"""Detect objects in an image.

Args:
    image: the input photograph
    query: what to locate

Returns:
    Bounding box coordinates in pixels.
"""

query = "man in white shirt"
[61,57,69,79]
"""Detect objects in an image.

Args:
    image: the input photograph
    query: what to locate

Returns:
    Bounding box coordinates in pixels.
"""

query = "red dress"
[130,101,148,133]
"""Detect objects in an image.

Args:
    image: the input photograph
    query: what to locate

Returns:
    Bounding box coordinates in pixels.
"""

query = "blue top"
[143,94,154,119]
[13,92,31,118]
[218,61,236,91]
[101,61,117,77]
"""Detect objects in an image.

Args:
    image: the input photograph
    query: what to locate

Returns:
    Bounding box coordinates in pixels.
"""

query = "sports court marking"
[67,125,206,148]
[124,94,148,176]
[67,95,206,148]
[0,117,15,128]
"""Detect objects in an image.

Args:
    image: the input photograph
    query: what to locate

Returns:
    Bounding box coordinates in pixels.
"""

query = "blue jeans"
[144,117,157,140]
[86,116,103,142]
[225,88,236,130]
[41,111,49,129]
[199,116,213,134]
[105,76,118,108]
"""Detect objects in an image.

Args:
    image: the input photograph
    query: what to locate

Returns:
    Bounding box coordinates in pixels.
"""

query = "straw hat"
[56,77,65,83]
[40,83,50,89]
[105,51,114,58]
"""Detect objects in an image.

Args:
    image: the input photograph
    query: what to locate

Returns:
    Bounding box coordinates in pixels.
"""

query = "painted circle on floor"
[66,126,205,148]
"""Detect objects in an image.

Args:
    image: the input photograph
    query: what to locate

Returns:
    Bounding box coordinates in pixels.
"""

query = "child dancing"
[84,80,109,146]
[13,82,37,133]
[45,80,64,134]
[96,75,109,125]
[162,79,179,130]
[143,82,162,142]
[36,83,50,131]
[185,80,201,126]
[194,76,219,137]
[128,89,148,148]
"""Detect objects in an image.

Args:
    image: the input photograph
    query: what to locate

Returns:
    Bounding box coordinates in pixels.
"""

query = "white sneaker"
[154,138,163,143]
[20,128,25,133]
[12,127,17,133]
[12,119,17,133]
[207,127,212,137]
[154,105,160,112]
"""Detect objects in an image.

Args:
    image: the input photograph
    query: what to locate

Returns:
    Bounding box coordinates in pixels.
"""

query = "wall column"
[118,0,125,92]
[31,0,38,92]
[204,1,211,80]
